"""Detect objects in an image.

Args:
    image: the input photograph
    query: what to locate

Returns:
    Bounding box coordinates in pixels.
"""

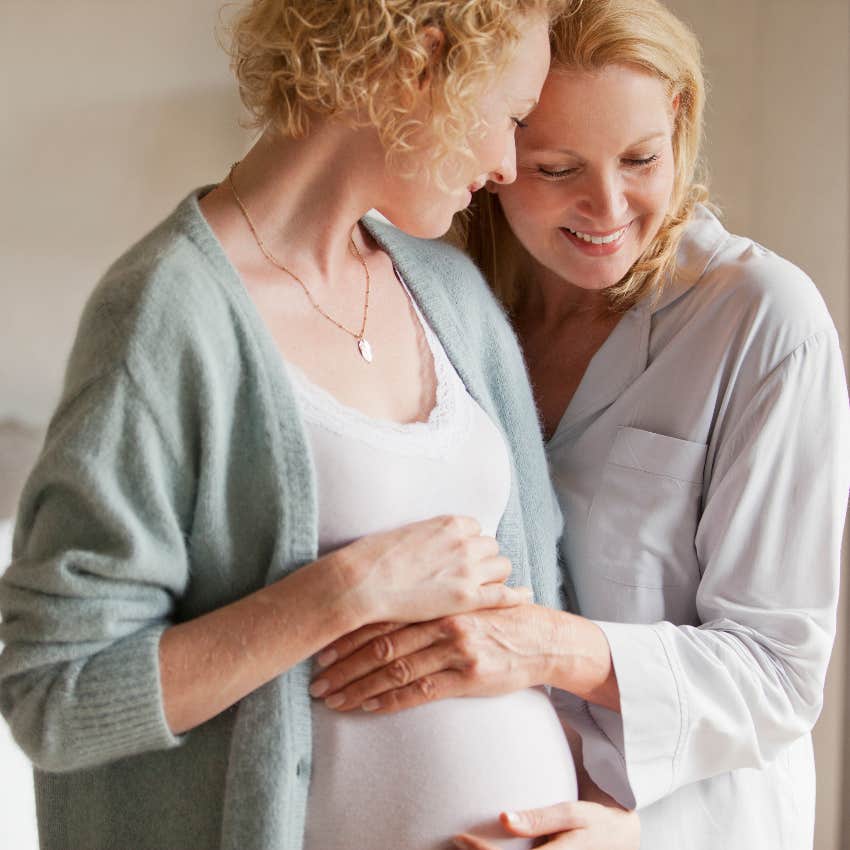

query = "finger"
[311,619,446,696]
[357,669,469,713]
[320,643,458,711]
[453,834,500,850]
[476,553,512,584]
[476,580,533,609]
[428,514,482,539]
[499,802,591,837]
[314,621,402,669]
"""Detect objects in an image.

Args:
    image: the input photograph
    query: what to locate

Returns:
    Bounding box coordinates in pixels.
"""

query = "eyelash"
[539,154,660,179]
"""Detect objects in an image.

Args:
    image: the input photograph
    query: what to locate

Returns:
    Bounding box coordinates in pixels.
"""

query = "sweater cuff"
[60,625,184,770]
[588,620,685,809]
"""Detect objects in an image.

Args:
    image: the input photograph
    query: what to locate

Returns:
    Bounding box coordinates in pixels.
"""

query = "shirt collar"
[651,203,728,313]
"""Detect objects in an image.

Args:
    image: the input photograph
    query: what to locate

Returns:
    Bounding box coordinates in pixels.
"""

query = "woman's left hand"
[309,603,556,712]
[453,801,640,850]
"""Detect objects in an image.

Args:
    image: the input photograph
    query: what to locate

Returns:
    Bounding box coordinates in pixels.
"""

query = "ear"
[671,91,681,116]
[419,25,446,90]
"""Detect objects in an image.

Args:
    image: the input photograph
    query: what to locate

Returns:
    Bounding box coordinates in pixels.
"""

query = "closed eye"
[623,155,659,167]
[539,166,576,178]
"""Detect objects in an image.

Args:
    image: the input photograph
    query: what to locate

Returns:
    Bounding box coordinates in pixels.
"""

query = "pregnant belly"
[304,687,577,850]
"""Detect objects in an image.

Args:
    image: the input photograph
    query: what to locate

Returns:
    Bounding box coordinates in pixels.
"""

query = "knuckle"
[461,656,481,677]
[387,658,413,686]
[452,585,475,608]
[414,676,437,701]
[447,614,472,638]
[371,635,395,663]
[525,809,546,831]
[441,515,464,535]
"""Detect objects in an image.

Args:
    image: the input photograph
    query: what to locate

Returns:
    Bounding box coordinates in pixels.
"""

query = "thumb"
[500,801,590,836]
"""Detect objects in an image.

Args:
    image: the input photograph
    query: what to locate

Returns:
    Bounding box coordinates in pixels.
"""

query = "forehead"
[498,16,552,101]
[524,64,673,147]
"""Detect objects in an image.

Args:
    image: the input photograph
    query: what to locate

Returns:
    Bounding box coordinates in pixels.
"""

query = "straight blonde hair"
[453,0,710,313]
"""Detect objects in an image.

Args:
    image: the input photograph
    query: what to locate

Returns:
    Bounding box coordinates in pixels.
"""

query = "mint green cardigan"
[0,189,563,850]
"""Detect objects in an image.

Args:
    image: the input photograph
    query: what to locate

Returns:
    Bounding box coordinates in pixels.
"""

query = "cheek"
[498,179,557,226]
[638,163,676,212]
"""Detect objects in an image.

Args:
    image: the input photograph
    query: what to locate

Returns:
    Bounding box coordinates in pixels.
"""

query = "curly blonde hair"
[455,0,710,313]
[225,0,567,182]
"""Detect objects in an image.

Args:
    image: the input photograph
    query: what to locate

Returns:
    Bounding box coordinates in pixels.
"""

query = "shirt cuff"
[587,620,686,809]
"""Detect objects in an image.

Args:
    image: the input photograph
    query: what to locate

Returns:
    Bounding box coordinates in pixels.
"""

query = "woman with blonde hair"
[314,0,849,847]
[0,2,641,848]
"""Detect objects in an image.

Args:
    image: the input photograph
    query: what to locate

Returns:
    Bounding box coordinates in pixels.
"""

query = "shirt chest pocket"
[585,426,706,624]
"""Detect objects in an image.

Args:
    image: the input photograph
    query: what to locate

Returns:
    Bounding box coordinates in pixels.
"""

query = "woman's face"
[493,64,678,292]
[378,16,552,238]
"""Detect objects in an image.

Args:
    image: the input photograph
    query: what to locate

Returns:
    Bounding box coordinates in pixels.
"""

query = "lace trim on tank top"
[284,269,474,457]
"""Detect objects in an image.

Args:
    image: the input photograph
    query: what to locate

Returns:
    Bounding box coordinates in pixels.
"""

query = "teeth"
[567,225,627,244]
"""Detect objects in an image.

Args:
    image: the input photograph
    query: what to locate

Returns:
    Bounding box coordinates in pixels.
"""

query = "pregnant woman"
[314,1,849,848]
[0,2,613,849]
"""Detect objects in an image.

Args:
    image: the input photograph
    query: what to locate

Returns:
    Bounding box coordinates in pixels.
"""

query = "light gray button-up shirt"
[551,206,850,849]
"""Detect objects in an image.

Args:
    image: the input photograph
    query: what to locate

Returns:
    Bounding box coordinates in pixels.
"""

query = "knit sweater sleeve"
[0,362,192,772]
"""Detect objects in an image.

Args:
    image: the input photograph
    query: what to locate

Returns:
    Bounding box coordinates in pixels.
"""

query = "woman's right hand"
[334,514,530,626]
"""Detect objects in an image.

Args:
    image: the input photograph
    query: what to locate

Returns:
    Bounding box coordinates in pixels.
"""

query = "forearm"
[542,609,620,712]
[159,553,360,734]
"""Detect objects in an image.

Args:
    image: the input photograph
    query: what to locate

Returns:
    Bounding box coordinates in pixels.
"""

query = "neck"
[208,120,390,286]
[516,257,613,329]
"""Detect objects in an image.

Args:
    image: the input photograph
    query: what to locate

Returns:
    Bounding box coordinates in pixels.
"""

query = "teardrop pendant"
[358,337,374,363]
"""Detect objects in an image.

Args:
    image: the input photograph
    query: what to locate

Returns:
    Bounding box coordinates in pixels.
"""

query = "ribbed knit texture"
[0,188,563,850]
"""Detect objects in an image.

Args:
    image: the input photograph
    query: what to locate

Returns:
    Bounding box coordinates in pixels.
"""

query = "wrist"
[297,546,371,634]
[547,612,621,712]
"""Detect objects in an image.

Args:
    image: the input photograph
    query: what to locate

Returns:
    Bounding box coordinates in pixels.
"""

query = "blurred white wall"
[1,1,848,849]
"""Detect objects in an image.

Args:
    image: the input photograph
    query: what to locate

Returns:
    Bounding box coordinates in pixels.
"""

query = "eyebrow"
[534,131,668,156]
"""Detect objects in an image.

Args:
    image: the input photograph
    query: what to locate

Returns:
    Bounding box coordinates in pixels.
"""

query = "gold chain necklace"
[227,162,374,363]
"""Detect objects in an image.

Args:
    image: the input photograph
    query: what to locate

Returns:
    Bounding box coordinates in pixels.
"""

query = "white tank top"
[293,279,577,850]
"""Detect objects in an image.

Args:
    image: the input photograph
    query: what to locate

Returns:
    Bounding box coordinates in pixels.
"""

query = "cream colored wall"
[0,0,250,425]
[664,2,850,849]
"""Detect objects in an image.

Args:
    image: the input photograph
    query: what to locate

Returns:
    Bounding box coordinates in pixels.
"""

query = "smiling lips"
[561,221,631,254]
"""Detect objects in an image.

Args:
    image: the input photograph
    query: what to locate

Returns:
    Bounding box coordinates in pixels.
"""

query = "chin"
[377,189,470,239]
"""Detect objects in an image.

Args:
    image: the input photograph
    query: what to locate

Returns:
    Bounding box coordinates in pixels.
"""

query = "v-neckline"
[546,301,651,448]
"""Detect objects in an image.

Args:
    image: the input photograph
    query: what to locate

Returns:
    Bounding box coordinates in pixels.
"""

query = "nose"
[488,134,518,186]
[580,169,629,223]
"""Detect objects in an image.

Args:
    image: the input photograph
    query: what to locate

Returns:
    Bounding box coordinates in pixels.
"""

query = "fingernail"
[361,699,380,712]
[503,811,520,825]
[317,649,337,668]
[309,679,329,698]
[324,694,345,709]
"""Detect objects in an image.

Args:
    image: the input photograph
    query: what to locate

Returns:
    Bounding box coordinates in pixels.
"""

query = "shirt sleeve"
[0,365,191,772]
[560,328,850,809]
